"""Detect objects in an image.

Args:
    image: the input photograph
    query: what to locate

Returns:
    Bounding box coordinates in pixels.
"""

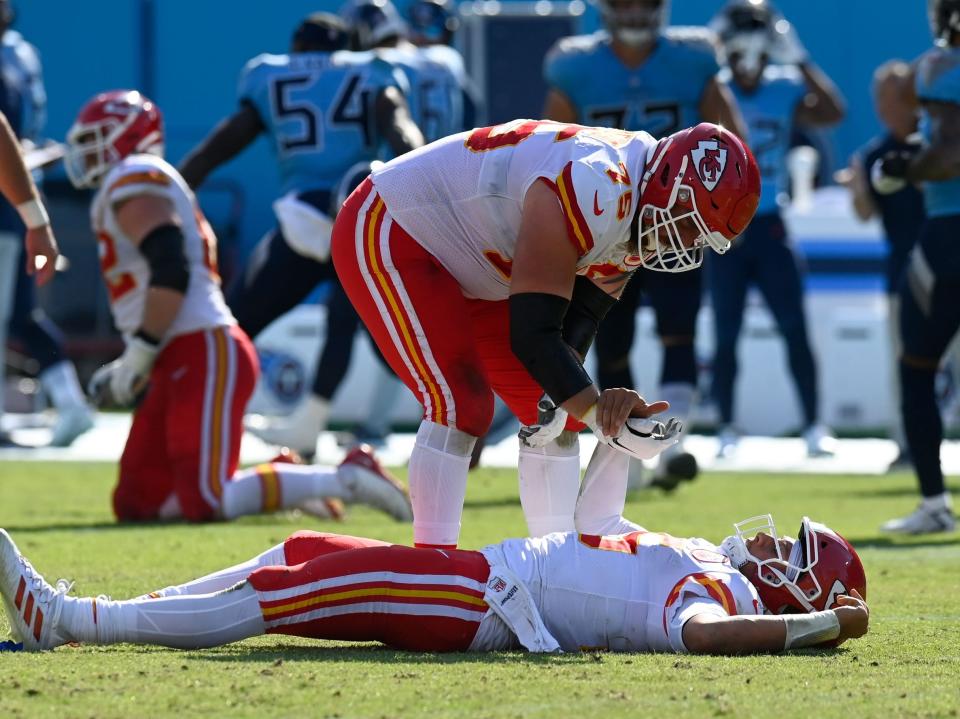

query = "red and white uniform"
[92,154,234,340]
[247,528,761,653]
[370,120,654,299]
[92,155,258,522]
[332,120,654,435]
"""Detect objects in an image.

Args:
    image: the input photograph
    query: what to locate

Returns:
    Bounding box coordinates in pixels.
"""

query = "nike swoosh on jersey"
[593,191,605,216]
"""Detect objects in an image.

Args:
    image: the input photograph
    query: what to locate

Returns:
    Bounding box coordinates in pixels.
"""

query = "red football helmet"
[65,90,164,189]
[722,514,867,614]
[636,122,760,272]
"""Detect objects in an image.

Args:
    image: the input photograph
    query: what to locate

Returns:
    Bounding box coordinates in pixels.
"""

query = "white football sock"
[140,542,287,599]
[518,431,581,536]
[408,421,475,547]
[61,583,265,649]
[40,360,87,410]
[220,463,343,519]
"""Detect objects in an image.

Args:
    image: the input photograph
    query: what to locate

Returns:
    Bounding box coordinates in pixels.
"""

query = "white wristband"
[782,610,841,649]
[16,198,49,229]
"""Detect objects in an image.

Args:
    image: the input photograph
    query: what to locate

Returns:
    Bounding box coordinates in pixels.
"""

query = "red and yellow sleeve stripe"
[548,162,595,258]
[108,170,171,195]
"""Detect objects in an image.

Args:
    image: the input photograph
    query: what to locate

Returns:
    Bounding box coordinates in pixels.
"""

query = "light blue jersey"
[916,46,960,217]
[376,43,466,144]
[544,28,720,138]
[238,50,405,194]
[727,65,806,215]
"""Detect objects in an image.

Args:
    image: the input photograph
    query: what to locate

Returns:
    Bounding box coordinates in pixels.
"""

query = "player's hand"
[593,388,669,438]
[832,589,870,645]
[768,19,808,66]
[519,394,568,448]
[87,336,158,408]
[24,225,59,287]
[870,151,913,194]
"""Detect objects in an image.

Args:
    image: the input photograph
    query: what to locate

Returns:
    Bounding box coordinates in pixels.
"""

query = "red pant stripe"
[358,193,450,425]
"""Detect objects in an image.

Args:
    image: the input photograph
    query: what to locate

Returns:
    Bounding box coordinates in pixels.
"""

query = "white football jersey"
[482,529,763,653]
[370,119,655,300]
[91,154,235,340]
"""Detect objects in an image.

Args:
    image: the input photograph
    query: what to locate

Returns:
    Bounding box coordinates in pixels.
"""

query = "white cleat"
[803,423,837,458]
[339,444,413,522]
[716,425,740,459]
[880,505,957,535]
[0,530,69,651]
[48,405,95,447]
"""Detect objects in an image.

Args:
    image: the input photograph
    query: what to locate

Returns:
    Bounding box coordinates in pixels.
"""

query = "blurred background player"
[871,0,960,534]
[542,0,747,489]
[0,0,92,447]
[841,60,926,470]
[179,13,424,457]
[709,0,844,459]
[66,89,412,524]
[343,0,469,145]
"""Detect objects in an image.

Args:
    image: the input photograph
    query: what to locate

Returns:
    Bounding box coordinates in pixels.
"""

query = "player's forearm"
[798,62,846,126]
[0,110,42,207]
[179,107,263,190]
[682,614,787,654]
[906,144,960,182]
[139,287,185,342]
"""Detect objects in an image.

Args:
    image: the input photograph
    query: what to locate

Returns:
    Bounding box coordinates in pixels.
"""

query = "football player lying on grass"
[0,444,868,655]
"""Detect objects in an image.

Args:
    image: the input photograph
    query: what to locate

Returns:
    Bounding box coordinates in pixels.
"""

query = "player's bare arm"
[114,194,187,341]
[0,109,59,285]
[699,77,749,140]
[178,102,265,190]
[794,62,846,126]
[840,153,877,221]
[375,86,425,156]
[682,589,869,654]
[904,101,960,182]
[542,89,579,123]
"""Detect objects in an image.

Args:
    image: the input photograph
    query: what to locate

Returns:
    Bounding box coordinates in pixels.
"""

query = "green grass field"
[1,460,959,719]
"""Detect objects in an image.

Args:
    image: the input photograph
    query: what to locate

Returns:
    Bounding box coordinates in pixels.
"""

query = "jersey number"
[588,101,681,138]
[98,231,136,302]
[271,75,320,152]
[464,120,582,152]
[271,72,374,153]
[750,118,786,176]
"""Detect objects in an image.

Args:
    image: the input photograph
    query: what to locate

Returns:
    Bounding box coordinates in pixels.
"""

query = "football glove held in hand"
[583,405,682,461]
[518,394,569,448]
[88,335,158,408]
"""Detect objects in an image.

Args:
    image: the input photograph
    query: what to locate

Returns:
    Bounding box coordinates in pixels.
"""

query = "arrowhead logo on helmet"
[690,139,728,191]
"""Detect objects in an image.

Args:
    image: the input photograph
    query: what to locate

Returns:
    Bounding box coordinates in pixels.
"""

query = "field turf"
[1,460,958,718]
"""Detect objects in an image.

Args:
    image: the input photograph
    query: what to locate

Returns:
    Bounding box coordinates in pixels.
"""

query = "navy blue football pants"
[898,214,960,497]
[707,213,818,427]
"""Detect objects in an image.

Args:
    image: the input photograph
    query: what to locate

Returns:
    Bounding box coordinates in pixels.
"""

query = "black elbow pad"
[563,275,618,357]
[139,224,190,293]
[509,292,594,405]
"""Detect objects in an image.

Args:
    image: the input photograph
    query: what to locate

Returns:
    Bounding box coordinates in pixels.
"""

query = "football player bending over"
[0,444,867,654]
[63,90,412,524]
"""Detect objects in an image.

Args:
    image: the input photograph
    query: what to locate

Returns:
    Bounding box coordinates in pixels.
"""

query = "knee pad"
[416,421,477,457]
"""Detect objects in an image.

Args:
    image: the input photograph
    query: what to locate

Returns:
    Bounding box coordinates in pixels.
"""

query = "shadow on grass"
[462,496,521,510]
[184,642,844,664]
